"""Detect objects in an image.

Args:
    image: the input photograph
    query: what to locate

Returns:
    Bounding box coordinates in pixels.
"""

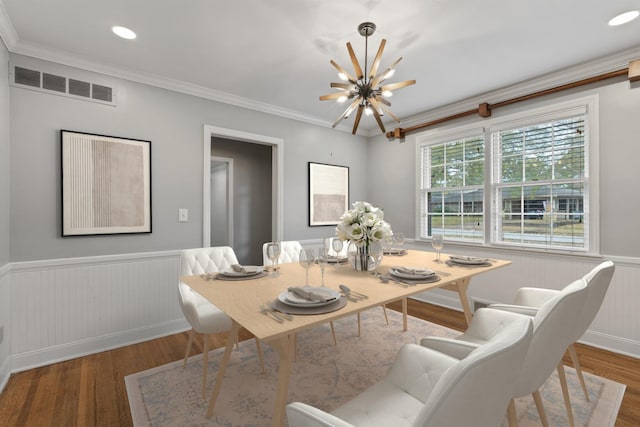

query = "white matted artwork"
[308,162,349,226]
[61,130,152,236]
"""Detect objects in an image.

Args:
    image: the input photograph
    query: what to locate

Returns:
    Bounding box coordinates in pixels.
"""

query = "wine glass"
[266,242,281,277]
[299,248,316,286]
[394,232,405,251]
[317,247,328,286]
[331,238,344,257]
[432,234,444,262]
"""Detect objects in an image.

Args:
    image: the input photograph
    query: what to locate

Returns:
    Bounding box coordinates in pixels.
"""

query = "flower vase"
[347,240,383,272]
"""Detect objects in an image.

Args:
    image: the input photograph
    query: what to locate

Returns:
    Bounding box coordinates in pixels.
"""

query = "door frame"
[202,125,283,247]
[211,156,234,247]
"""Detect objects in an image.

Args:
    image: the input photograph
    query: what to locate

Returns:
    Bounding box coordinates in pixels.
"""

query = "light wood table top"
[181,250,511,426]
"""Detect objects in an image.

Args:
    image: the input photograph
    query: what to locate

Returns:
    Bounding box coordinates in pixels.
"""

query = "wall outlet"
[178,208,189,222]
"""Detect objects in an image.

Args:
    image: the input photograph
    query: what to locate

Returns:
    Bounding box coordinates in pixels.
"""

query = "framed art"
[308,162,349,226]
[61,130,152,236]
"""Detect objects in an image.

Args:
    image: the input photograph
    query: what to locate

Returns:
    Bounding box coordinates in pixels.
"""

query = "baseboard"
[0,357,10,394]
[10,318,190,373]
[410,293,640,360]
[580,330,640,360]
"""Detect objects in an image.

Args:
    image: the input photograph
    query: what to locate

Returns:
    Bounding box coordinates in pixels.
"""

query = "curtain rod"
[386,66,633,140]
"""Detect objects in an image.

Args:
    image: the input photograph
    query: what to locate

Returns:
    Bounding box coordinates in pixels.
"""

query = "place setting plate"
[215,265,267,280]
[273,286,346,314]
[387,266,440,284]
[446,256,492,267]
[383,248,408,256]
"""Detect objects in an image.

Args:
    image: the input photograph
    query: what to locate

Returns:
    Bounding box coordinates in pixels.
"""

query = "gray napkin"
[288,287,332,302]
[392,266,435,276]
[231,264,249,274]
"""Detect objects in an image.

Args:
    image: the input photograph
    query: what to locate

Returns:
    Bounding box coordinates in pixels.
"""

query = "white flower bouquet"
[335,201,393,245]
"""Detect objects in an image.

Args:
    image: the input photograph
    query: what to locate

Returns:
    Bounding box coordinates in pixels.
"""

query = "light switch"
[178,208,189,222]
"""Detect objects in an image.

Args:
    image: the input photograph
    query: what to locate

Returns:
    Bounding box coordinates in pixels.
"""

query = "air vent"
[43,73,66,92]
[69,79,90,97]
[11,65,116,106]
[92,84,112,102]
[15,66,40,87]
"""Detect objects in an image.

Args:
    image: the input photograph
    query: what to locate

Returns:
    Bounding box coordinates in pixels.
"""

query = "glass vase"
[347,239,383,272]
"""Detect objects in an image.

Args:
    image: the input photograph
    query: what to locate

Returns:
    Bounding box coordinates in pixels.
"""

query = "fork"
[260,304,284,323]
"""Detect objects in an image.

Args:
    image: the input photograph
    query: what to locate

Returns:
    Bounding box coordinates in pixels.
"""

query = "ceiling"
[1,0,640,134]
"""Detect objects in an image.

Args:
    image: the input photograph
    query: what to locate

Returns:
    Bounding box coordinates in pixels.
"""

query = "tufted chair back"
[179,246,239,276]
[262,240,303,266]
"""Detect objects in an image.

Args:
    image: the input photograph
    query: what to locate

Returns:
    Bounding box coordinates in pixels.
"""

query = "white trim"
[211,156,234,247]
[0,2,17,50]
[203,125,284,247]
[9,319,189,374]
[10,249,180,271]
[0,357,9,394]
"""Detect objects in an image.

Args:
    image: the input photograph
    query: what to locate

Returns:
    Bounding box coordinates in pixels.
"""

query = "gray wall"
[212,137,272,265]
[8,54,369,262]
[368,77,640,257]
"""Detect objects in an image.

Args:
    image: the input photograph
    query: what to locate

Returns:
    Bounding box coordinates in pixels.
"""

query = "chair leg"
[567,344,589,401]
[532,390,550,427]
[357,313,361,337]
[183,329,195,367]
[381,304,389,325]
[557,362,575,427]
[202,334,209,399]
[255,338,266,373]
[329,322,337,345]
[507,399,518,427]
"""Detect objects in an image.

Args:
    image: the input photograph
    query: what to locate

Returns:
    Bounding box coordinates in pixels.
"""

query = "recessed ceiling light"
[608,10,639,26]
[112,26,136,40]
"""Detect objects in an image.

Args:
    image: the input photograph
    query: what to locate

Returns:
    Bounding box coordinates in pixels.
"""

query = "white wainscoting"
[0,263,11,392]
[2,245,638,392]
[8,251,189,374]
[403,242,640,358]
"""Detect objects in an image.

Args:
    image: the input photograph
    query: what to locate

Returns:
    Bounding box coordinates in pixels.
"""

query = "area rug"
[126,310,625,426]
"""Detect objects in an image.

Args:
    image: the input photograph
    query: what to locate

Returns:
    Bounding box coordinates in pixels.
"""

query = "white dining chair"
[421,278,589,427]
[286,308,534,427]
[488,260,615,402]
[178,246,265,398]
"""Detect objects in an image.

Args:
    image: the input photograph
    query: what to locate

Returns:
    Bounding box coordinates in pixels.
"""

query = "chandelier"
[320,22,416,135]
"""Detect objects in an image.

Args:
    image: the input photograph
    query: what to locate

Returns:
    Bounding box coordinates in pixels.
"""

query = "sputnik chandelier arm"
[320,22,416,135]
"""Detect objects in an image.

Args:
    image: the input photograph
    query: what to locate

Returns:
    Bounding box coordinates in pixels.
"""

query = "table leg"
[268,334,295,427]
[206,321,240,418]
[454,278,473,326]
[402,298,408,331]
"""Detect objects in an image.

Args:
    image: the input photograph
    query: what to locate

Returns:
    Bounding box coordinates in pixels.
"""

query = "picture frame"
[61,130,152,236]
[308,162,349,226]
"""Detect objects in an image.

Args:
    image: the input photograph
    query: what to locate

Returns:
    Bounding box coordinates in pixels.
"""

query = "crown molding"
[7,38,363,135]
[0,1,17,50]
[396,46,640,134]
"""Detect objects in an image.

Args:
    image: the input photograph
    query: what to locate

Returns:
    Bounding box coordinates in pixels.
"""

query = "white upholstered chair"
[286,308,534,427]
[422,278,589,427]
[489,260,615,402]
[178,246,265,397]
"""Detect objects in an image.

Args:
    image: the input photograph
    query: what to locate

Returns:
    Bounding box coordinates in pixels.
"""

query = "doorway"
[202,125,283,263]
[210,157,233,247]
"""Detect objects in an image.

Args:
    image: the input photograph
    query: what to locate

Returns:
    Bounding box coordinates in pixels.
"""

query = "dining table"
[181,249,511,427]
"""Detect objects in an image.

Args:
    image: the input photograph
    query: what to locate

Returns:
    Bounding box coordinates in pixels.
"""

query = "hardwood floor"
[0,300,638,426]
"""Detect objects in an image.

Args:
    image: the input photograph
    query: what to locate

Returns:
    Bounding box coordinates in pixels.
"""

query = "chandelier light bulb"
[381,90,393,98]
[337,95,348,103]
[384,69,396,79]
[338,72,348,81]
[365,106,373,116]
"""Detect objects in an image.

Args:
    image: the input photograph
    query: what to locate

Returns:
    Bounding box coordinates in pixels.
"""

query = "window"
[417,97,597,253]
[420,134,485,242]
